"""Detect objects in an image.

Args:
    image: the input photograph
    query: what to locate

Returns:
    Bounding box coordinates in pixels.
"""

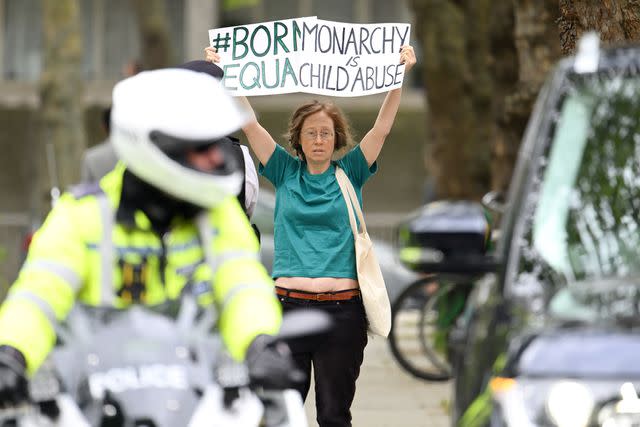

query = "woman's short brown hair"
[285,100,353,160]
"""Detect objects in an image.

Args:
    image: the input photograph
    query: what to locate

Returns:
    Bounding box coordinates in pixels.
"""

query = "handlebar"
[0,403,36,422]
[0,395,90,427]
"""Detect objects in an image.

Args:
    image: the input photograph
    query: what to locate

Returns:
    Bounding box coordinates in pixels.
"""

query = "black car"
[399,35,640,427]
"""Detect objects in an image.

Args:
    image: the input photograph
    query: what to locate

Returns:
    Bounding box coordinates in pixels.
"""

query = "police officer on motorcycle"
[0,68,296,407]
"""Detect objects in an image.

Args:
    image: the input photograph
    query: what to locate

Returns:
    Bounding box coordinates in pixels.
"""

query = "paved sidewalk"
[304,337,452,427]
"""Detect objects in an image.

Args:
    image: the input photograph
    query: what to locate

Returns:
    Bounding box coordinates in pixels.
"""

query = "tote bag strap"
[335,167,367,236]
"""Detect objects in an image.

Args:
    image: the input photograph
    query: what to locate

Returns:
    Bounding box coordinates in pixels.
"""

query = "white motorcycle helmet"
[110,68,250,208]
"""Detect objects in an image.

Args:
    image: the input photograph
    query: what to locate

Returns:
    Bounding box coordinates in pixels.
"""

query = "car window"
[509,74,640,322]
[532,93,591,274]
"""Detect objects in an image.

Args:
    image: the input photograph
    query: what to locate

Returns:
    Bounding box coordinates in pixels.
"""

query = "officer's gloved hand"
[0,345,28,407]
[245,334,304,390]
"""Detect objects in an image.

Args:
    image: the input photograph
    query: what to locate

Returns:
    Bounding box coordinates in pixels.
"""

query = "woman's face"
[299,110,336,166]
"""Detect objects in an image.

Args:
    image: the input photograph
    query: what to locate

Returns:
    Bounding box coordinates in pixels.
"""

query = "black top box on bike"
[396,201,496,275]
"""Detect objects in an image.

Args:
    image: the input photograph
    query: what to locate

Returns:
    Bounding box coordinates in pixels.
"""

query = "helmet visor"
[149,130,242,176]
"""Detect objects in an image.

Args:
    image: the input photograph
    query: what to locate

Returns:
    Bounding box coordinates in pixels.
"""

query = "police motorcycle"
[0,296,328,427]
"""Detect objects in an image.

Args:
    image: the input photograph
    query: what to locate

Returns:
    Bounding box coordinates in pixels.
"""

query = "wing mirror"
[481,191,507,214]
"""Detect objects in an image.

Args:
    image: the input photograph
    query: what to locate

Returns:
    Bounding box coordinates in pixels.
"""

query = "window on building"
[372,0,410,23]
[311,0,354,22]
[3,0,184,82]
[3,0,43,81]
[222,0,409,26]
[262,0,300,21]
[102,0,141,79]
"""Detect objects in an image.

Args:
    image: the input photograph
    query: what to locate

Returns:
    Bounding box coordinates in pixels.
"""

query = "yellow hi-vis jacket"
[0,164,281,374]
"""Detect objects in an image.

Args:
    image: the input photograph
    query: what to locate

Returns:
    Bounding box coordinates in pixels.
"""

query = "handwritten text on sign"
[208,17,411,97]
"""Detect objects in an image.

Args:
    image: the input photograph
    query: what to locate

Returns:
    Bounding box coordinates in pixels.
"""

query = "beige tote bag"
[335,167,391,337]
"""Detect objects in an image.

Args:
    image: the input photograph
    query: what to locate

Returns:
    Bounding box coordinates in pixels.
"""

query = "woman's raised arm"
[359,45,416,167]
[205,47,276,166]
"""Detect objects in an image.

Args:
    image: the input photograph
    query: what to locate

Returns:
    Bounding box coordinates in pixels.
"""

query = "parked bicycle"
[388,275,474,381]
[389,199,499,382]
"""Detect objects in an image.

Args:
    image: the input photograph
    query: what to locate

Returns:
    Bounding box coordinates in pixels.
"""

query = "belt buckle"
[315,292,330,301]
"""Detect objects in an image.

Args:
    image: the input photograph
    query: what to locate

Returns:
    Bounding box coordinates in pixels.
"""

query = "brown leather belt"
[275,287,361,301]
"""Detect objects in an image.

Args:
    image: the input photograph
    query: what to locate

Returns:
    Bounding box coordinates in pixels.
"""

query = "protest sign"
[208,17,411,97]
[209,17,314,96]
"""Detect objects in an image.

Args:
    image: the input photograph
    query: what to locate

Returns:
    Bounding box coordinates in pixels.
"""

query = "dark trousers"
[279,294,368,427]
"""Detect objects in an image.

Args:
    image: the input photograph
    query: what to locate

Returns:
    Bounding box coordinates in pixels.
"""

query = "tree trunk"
[398,0,640,201]
[559,0,640,54]
[493,0,640,192]
[491,0,561,194]
[410,0,488,200]
[131,0,172,70]
[486,1,518,196]
[38,0,86,216]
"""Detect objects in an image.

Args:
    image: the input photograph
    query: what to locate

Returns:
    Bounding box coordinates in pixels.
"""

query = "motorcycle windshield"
[50,304,219,427]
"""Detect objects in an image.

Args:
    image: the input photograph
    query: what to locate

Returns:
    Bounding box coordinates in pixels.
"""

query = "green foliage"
[223,0,260,11]
[562,77,640,279]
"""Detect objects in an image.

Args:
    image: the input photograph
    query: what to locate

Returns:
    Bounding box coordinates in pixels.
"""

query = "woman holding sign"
[206,44,415,427]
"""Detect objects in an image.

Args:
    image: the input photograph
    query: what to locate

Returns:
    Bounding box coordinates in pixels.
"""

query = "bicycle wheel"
[388,277,453,381]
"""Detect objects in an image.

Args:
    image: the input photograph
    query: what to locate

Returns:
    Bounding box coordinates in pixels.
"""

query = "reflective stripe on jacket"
[0,164,281,373]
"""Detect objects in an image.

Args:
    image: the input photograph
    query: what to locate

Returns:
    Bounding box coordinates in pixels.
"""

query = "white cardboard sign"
[208,17,411,97]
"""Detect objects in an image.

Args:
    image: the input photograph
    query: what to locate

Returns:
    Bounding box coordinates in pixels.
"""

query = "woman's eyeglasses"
[302,129,334,141]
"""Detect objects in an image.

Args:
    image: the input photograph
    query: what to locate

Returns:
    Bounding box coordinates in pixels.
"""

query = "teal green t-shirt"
[259,144,377,279]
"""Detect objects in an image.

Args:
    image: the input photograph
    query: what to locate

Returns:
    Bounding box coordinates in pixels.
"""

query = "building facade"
[0,0,425,285]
